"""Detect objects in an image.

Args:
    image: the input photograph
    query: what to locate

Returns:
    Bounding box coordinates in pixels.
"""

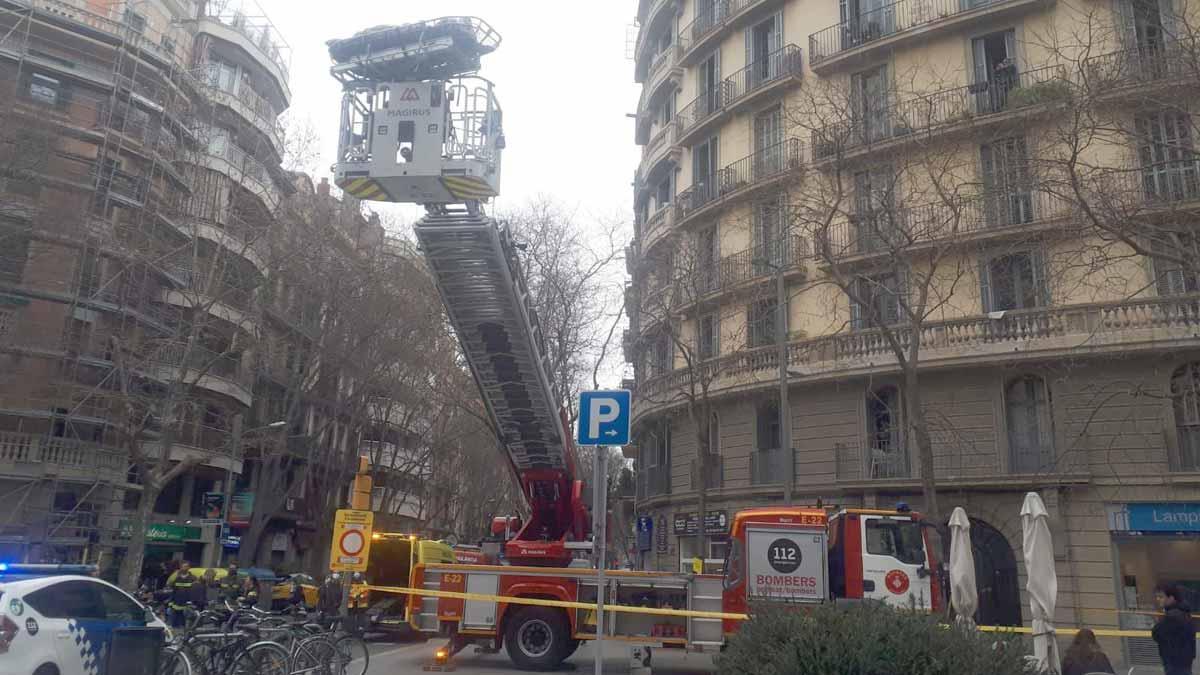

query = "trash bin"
[106,626,165,675]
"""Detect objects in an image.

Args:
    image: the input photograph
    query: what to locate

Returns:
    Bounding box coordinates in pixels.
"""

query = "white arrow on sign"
[604,430,618,436]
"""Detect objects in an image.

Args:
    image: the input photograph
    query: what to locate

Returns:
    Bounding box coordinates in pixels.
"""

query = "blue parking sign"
[577,390,631,446]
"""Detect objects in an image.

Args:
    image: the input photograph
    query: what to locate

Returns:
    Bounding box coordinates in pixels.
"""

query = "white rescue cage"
[327,17,504,205]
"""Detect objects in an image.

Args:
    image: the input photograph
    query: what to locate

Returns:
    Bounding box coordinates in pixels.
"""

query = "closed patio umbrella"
[948,506,978,628]
[1021,492,1061,674]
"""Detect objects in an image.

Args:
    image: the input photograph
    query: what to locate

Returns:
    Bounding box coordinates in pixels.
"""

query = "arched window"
[1171,363,1200,471]
[867,386,907,478]
[1006,375,1053,473]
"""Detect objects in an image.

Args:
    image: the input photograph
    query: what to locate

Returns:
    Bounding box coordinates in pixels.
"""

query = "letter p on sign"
[578,390,631,446]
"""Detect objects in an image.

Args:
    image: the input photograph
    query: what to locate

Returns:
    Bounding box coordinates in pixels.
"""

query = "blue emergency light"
[0,563,97,580]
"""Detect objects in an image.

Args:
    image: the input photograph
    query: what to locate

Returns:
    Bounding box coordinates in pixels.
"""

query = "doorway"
[970,518,1022,626]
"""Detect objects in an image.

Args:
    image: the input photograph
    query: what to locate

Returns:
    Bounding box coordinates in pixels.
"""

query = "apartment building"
[0,0,388,578]
[627,0,1200,663]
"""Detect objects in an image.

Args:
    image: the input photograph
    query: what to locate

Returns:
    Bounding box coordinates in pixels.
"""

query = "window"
[747,13,784,86]
[708,413,720,456]
[698,52,721,116]
[1171,363,1200,470]
[747,296,780,348]
[1121,0,1168,51]
[980,137,1033,225]
[756,400,780,451]
[841,0,897,44]
[654,174,672,211]
[1006,375,1054,473]
[208,58,238,93]
[124,10,146,35]
[698,313,718,359]
[853,167,899,252]
[649,333,671,376]
[980,250,1048,312]
[851,64,890,143]
[692,136,719,206]
[753,199,788,274]
[753,106,783,173]
[28,73,60,105]
[698,226,718,291]
[26,581,104,619]
[866,387,905,478]
[161,35,176,56]
[1151,234,1200,296]
[850,272,902,329]
[97,584,143,621]
[864,518,925,564]
[1136,111,1197,201]
[0,233,30,284]
[971,30,1018,114]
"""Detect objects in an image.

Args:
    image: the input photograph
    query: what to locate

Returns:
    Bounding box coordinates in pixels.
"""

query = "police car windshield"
[865,519,925,565]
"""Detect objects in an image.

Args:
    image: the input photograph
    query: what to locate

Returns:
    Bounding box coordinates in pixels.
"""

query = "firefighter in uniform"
[347,571,368,634]
[219,560,242,603]
[167,560,199,627]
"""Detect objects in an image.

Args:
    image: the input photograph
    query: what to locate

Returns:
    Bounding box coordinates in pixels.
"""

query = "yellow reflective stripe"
[974,625,1153,638]
[441,176,495,199]
[365,584,749,621]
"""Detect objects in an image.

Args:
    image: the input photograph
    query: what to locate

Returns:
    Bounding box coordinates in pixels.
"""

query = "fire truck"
[326,18,939,670]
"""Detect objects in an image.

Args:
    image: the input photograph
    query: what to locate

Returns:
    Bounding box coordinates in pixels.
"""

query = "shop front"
[1107,502,1200,666]
[673,509,729,573]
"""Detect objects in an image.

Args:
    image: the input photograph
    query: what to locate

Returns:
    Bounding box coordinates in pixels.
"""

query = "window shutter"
[971,37,989,84]
[979,258,993,313]
[1004,30,1018,69]
[773,11,784,55]
[1031,248,1051,306]
[745,26,753,75]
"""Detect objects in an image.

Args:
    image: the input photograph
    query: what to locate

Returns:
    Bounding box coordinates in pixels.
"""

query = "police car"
[0,564,167,675]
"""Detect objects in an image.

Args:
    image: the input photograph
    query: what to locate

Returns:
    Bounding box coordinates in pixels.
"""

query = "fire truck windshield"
[865,518,926,565]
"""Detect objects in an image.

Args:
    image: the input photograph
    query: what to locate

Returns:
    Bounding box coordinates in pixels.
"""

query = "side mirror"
[143,607,157,624]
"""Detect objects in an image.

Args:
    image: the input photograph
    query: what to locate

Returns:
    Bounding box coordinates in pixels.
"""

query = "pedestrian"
[166,560,198,628]
[318,572,342,626]
[1154,583,1197,675]
[220,560,242,603]
[1061,628,1115,675]
[239,574,259,606]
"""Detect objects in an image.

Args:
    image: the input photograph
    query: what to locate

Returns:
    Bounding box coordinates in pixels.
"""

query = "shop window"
[1170,362,1200,470]
[1005,375,1055,473]
[980,250,1049,312]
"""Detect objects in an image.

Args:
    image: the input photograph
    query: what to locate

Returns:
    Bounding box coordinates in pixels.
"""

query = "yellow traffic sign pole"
[334,457,373,618]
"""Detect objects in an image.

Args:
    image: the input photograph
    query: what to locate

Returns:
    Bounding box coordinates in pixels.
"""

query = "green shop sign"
[118,521,201,542]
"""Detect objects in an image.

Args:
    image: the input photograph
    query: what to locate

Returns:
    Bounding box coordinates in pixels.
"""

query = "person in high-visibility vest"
[219,560,242,602]
[166,560,198,627]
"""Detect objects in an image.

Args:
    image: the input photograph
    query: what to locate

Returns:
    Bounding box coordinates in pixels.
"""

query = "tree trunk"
[904,365,939,521]
[117,478,158,590]
[692,402,708,568]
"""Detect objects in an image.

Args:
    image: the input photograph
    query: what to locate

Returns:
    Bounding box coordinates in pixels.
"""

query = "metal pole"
[221,414,243,563]
[593,446,608,675]
[778,265,793,504]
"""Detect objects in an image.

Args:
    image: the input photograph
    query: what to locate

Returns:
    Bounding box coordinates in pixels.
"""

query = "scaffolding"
[0,0,277,565]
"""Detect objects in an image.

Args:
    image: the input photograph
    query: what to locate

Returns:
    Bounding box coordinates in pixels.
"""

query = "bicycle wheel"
[229,641,290,675]
[334,634,369,675]
[293,634,338,675]
[158,645,194,675]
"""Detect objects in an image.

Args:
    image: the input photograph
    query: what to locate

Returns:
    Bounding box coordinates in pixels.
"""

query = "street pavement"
[364,638,716,674]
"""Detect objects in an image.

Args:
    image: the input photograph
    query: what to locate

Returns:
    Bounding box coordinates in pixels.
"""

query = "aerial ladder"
[327,17,589,569]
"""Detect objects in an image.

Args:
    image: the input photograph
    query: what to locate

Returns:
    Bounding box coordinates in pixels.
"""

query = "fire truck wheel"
[504,606,570,670]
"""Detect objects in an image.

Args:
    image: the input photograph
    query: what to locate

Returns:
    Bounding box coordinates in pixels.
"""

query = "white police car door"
[34,580,142,675]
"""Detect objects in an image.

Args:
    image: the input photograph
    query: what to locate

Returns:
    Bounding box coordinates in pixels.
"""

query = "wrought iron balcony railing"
[750,447,791,485]
[677,138,803,220]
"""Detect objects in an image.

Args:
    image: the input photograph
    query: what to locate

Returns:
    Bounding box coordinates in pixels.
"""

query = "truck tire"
[503,606,570,671]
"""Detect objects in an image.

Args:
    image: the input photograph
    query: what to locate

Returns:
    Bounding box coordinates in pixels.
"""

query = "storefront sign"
[1124,503,1200,532]
[673,510,729,535]
[202,492,225,519]
[229,493,254,526]
[636,515,653,552]
[655,515,668,554]
[146,523,201,542]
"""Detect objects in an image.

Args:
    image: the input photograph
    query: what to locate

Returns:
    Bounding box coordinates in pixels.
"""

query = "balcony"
[201,82,284,156]
[173,218,268,276]
[836,442,912,481]
[637,465,672,501]
[1083,41,1197,96]
[635,294,1200,417]
[750,447,791,485]
[202,142,282,212]
[679,0,785,65]
[676,138,804,226]
[0,431,126,482]
[142,341,252,406]
[159,267,260,334]
[675,45,804,146]
[23,0,186,70]
[685,235,809,304]
[641,204,677,254]
[808,0,1051,74]
[810,64,1067,162]
[691,455,724,489]
[634,0,680,75]
[638,46,683,123]
[199,5,291,100]
[819,187,1074,261]
[638,121,681,180]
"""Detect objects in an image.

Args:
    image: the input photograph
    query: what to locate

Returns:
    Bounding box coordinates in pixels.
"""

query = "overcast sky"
[255,0,642,231]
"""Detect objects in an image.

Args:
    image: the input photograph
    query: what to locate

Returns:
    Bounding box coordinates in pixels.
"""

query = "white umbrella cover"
[948,506,978,627]
[1021,492,1061,674]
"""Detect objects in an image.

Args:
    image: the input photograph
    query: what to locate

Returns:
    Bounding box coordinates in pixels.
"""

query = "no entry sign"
[329,509,374,572]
